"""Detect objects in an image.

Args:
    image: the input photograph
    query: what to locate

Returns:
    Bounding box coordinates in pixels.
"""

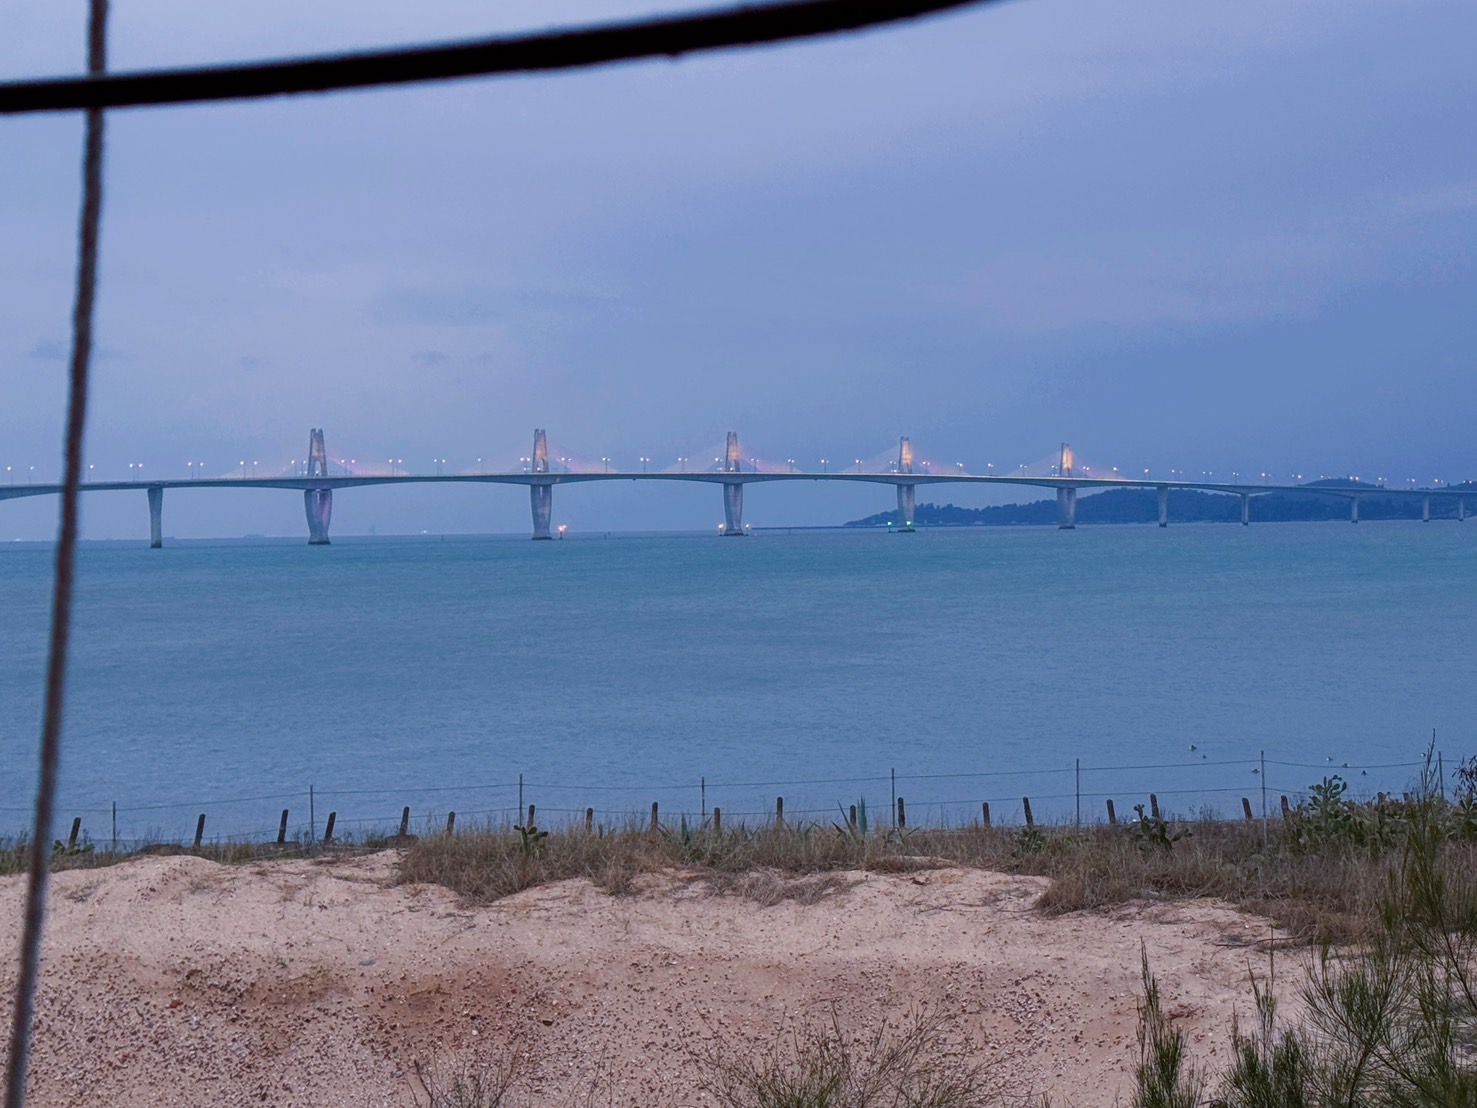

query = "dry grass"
[390,808,1400,942]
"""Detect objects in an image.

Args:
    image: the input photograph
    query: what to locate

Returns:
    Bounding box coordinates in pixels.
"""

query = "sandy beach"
[0,852,1286,1106]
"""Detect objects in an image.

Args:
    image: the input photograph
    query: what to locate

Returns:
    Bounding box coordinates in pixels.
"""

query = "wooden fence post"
[650,801,659,832]
[67,817,81,850]
[585,807,594,834]
[1241,797,1254,821]
[278,809,289,844]
[193,814,206,849]
[981,801,990,827]
[399,806,411,837]
[1106,799,1117,826]
[1022,797,1034,828]
[525,804,535,829]
[712,807,721,833]
[324,812,337,843]
[849,804,857,830]
[1149,794,1161,821]
[775,796,785,829]
[1280,795,1292,820]
[445,811,456,835]
[896,796,906,829]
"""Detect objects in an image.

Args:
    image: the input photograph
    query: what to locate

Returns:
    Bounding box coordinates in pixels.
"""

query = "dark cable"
[0,0,997,116]
[3,4,108,1106]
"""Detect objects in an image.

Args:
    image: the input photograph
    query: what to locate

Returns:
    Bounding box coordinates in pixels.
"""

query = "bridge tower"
[1056,443,1076,529]
[721,431,745,535]
[895,436,916,532]
[529,428,553,539]
[304,427,332,544]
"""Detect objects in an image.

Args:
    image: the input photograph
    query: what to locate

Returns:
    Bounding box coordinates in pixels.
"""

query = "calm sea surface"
[0,523,1471,842]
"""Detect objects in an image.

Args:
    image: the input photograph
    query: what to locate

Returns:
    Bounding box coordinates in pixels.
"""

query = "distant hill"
[844,480,1476,528]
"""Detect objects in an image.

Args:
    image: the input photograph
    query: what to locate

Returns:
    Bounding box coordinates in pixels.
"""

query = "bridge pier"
[1157,485,1168,527]
[1056,487,1076,529]
[896,484,916,531]
[304,489,332,544]
[1423,494,1430,522]
[1350,497,1359,524]
[895,436,915,532]
[530,428,553,539]
[1240,493,1250,526]
[1459,497,1466,522]
[721,431,745,535]
[147,485,163,548]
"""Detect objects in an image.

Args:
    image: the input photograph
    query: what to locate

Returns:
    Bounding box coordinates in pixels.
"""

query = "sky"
[1,0,1475,539]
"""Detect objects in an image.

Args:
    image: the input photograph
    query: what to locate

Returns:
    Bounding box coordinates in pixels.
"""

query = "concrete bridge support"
[1424,494,1430,522]
[1057,487,1076,529]
[721,431,745,535]
[895,436,915,532]
[147,485,163,549]
[1240,493,1250,526]
[530,428,553,539]
[1157,485,1168,528]
[896,484,917,531]
[304,488,332,544]
[1459,497,1466,522]
[1350,497,1360,524]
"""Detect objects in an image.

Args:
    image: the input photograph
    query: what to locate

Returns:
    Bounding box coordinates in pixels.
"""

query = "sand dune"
[0,852,1286,1106]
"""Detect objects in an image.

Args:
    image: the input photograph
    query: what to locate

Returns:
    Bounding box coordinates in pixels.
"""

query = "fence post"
[775,797,784,829]
[193,813,206,849]
[1241,797,1254,821]
[324,811,336,843]
[849,804,857,830]
[650,801,659,832]
[1106,799,1116,826]
[446,811,456,835]
[981,801,990,827]
[68,817,81,850]
[701,776,706,822]
[111,801,116,852]
[309,784,315,844]
[1075,758,1081,830]
[1149,794,1161,821]
[890,767,896,827]
[1022,797,1034,828]
[1280,795,1291,820]
[277,809,289,844]
[585,807,594,833]
[398,806,410,837]
[712,807,721,833]
[896,796,906,829]
[525,804,535,829]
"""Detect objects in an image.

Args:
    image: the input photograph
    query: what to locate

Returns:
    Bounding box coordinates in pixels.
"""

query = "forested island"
[845,479,1476,528]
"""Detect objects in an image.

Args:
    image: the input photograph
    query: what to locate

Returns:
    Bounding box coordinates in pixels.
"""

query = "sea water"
[0,522,1471,843]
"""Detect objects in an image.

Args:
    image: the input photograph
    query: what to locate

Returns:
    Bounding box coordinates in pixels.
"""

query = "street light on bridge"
[820,458,828,473]
[677,456,688,473]
[601,457,611,473]
[787,458,796,473]
[640,456,649,473]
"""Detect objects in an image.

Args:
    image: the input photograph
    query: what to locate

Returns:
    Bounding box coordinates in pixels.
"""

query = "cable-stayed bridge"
[0,429,1469,545]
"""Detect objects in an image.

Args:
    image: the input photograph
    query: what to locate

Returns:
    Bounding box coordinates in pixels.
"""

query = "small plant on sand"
[1012,824,1047,857]
[1132,948,1202,1108]
[413,1053,521,1108]
[698,1008,1018,1108]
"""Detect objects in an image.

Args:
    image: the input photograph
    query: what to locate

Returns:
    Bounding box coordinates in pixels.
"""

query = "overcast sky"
[2,0,1474,539]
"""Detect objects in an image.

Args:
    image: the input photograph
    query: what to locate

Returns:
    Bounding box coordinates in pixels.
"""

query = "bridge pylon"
[529,428,553,539]
[721,431,745,535]
[895,436,916,532]
[304,427,332,544]
[1056,442,1076,529]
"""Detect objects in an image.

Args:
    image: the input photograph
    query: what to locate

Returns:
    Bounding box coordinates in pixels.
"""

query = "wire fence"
[10,752,1442,851]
